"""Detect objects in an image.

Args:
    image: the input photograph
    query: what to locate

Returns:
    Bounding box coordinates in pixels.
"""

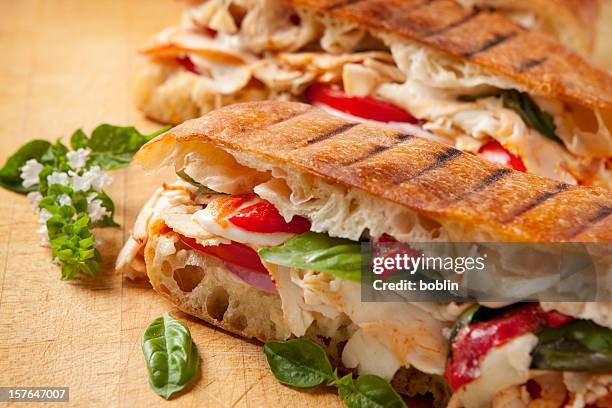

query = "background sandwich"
[134,0,612,188]
[118,101,612,407]
[456,0,602,54]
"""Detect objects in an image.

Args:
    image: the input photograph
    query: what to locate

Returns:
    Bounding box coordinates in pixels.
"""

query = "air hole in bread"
[229,313,247,331]
[173,265,205,292]
[206,286,230,321]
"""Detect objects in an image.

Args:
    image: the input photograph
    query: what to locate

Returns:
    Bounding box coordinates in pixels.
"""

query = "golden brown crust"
[137,101,612,242]
[291,0,612,110]
[470,0,600,52]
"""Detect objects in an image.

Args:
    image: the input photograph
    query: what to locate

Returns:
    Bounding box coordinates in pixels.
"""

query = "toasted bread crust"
[291,0,612,110]
[137,101,612,242]
[469,0,600,52]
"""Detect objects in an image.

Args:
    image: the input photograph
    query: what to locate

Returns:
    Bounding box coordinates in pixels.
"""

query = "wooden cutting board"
[1,1,611,407]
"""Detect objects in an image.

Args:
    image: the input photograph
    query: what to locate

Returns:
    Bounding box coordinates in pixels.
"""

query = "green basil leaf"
[538,320,612,353]
[337,373,356,400]
[259,232,362,282]
[457,91,501,102]
[500,90,561,144]
[0,140,52,193]
[80,124,170,171]
[70,129,89,149]
[338,374,406,408]
[264,338,334,388]
[142,313,199,400]
[531,341,612,372]
[458,89,562,144]
[41,140,70,168]
[447,304,481,358]
[532,320,612,371]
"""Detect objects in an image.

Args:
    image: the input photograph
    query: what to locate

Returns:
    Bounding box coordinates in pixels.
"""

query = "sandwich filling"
[136,0,612,188]
[117,155,612,407]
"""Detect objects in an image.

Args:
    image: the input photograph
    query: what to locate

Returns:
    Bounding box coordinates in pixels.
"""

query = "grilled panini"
[117,101,612,407]
[134,0,612,188]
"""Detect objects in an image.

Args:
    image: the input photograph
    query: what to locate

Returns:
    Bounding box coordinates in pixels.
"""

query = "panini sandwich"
[118,101,612,407]
[135,0,612,187]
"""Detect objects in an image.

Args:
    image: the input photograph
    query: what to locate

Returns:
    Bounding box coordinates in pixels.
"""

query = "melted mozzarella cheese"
[193,197,297,247]
[448,334,538,408]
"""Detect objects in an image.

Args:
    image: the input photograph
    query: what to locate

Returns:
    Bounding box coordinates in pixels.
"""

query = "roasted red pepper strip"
[445,304,573,390]
[478,140,527,172]
[178,233,269,274]
[305,83,418,124]
[206,193,257,228]
[228,200,311,234]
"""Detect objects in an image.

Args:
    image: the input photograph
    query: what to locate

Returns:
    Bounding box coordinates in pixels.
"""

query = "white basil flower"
[87,197,110,222]
[66,147,91,170]
[38,208,53,224]
[36,224,50,246]
[20,159,43,188]
[87,166,113,191]
[70,170,91,192]
[58,194,72,206]
[36,208,53,245]
[47,171,69,186]
[27,191,43,209]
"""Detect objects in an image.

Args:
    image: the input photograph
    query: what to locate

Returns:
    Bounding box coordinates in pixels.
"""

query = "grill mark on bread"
[306,123,358,145]
[463,31,519,58]
[396,147,462,184]
[345,133,414,165]
[426,9,481,37]
[473,168,512,192]
[260,105,315,131]
[502,183,571,224]
[516,57,548,73]
[565,206,612,239]
[448,167,512,205]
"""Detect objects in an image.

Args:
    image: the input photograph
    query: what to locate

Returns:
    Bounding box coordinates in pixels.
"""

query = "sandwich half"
[134,0,612,188]
[117,101,612,407]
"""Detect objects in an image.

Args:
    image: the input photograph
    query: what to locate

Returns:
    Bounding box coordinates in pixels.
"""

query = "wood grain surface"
[0,1,611,407]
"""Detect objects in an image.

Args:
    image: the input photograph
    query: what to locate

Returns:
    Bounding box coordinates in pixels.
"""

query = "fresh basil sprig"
[259,232,362,282]
[142,313,200,399]
[264,338,406,408]
[0,124,169,279]
[458,89,562,144]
